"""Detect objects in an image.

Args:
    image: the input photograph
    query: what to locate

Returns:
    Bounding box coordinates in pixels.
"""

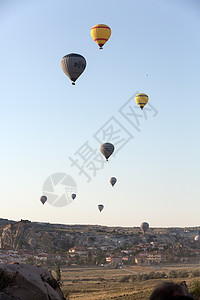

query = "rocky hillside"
[0,220,74,252]
[0,219,199,252]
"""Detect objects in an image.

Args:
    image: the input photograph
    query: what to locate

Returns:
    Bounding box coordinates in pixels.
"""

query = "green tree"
[55,262,61,283]
[94,251,106,265]
[74,254,80,264]
[86,251,92,265]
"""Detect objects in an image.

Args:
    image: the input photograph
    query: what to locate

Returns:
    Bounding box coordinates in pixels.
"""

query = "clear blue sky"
[0,0,200,227]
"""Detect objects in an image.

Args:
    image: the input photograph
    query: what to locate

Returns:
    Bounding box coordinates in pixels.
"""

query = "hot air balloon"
[61,53,86,85]
[91,24,111,50]
[140,222,149,233]
[135,93,149,110]
[109,177,117,187]
[40,195,47,205]
[71,194,76,200]
[98,204,104,212]
[100,143,114,161]
[194,232,200,241]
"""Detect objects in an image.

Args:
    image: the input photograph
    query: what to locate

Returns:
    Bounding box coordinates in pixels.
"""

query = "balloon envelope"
[40,195,47,205]
[109,177,117,186]
[98,204,104,212]
[61,53,86,85]
[91,24,111,49]
[71,194,76,200]
[140,222,149,233]
[135,93,149,110]
[100,143,114,161]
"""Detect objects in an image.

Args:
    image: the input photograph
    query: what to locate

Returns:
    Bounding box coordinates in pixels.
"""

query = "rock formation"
[0,263,65,300]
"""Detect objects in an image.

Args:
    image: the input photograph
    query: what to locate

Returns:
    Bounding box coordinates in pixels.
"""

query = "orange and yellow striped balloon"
[91,24,111,49]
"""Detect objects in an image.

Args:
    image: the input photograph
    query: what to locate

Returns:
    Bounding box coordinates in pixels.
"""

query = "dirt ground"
[51,263,200,299]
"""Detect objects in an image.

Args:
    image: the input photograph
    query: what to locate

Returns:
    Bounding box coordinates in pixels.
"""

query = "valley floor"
[53,263,200,299]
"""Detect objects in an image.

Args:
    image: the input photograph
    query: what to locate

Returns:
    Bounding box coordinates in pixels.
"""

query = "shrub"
[98,277,106,282]
[120,275,131,282]
[191,270,200,277]
[141,273,150,281]
[148,272,156,279]
[177,270,189,278]
[130,275,137,282]
[154,272,167,279]
[190,279,200,299]
[169,270,178,278]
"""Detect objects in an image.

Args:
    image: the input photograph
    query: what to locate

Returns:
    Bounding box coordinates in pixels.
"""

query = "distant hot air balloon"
[40,195,47,205]
[61,53,86,85]
[109,177,117,187]
[194,235,200,241]
[135,93,149,110]
[140,222,149,233]
[100,143,114,161]
[71,194,76,200]
[98,204,104,212]
[91,24,111,50]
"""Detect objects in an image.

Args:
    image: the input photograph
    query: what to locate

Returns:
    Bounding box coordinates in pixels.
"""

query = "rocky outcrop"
[0,220,73,252]
[0,263,65,300]
[1,221,30,250]
[0,219,198,252]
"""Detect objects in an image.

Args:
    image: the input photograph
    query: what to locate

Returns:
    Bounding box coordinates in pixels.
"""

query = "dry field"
[53,263,200,299]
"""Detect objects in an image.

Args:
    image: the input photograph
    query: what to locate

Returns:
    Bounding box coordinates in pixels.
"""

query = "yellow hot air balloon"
[135,93,149,110]
[91,24,111,50]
